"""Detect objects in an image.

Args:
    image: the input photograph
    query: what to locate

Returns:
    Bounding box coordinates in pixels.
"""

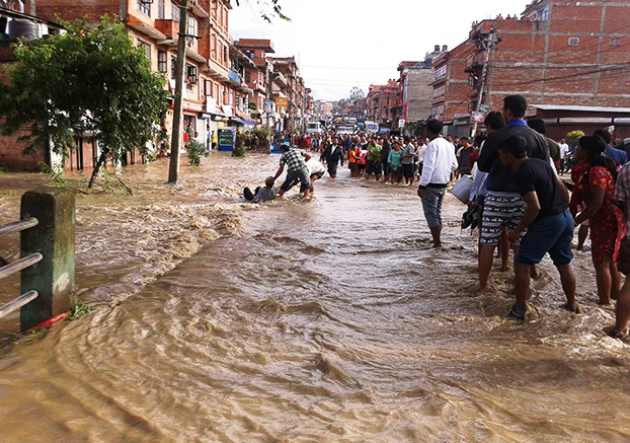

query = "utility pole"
[470,30,496,139]
[168,0,190,184]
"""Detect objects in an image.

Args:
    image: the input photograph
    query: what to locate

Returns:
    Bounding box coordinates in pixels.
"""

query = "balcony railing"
[228,68,242,85]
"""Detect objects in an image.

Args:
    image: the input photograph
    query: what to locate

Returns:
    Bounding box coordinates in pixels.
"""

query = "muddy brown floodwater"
[1,152,630,442]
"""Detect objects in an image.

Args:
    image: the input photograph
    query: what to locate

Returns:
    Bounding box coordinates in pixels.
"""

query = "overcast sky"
[230,0,533,101]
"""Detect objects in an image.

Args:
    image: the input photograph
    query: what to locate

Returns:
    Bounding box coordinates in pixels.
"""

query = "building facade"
[438,0,630,137]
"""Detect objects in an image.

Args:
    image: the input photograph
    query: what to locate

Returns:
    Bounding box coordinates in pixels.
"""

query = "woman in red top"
[572,135,626,304]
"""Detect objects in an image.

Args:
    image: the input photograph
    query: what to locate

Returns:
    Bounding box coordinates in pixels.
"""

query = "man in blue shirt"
[595,128,628,166]
[476,95,550,295]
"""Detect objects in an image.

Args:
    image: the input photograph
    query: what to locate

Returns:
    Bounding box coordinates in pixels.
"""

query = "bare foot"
[476,285,486,295]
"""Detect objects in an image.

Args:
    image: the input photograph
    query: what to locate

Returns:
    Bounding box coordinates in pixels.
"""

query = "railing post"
[20,188,75,331]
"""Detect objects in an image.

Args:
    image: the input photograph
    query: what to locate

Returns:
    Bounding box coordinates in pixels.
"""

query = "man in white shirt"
[417,119,459,248]
[558,138,569,175]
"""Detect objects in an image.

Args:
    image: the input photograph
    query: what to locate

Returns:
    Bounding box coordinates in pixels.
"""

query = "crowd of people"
[248,94,630,339]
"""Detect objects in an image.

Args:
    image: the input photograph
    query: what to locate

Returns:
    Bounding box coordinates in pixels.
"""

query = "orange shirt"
[348,149,357,163]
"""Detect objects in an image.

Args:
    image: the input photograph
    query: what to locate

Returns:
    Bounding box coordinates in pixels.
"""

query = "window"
[568,37,579,46]
[137,0,150,16]
[204,80,212,96]
[611,39,621,47]
[158,50,167,74]
[245,70,251,84]
[171,56,177,79]
[138,40,151,62]
[223,45,228,66]
[537,5,549,21]
[435,65,447,79]
[211,35,217,60]
[157,0,165,19]
[187,64,198,86]
[172,4,181,22]
[187,16,196,38]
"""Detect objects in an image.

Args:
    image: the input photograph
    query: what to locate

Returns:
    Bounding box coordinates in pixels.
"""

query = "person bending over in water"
[243,177,278,203]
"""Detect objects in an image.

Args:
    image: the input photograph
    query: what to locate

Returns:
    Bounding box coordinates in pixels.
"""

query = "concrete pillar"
[20,188,75,331]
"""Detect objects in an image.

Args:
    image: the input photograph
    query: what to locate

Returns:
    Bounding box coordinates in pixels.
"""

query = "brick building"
[0,5,63,170]
[430,40,475,137]
[436,0,630,138]
[237,39,312,136]
[366,80,400,128]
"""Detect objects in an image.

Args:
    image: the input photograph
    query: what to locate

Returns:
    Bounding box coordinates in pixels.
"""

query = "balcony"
[464,52,486,72]
[228,68,242,85]
[155,19,178,40]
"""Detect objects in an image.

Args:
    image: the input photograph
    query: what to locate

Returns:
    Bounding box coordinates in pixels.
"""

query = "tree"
[349,87,365,101]
[229,0,289,22]
[0,15,169,188]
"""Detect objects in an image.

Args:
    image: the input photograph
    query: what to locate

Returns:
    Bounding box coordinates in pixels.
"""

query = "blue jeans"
[516,209,575,266]
[421,186,446,229]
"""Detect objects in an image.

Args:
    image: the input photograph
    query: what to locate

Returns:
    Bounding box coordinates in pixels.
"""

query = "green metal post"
[20,188,75,331]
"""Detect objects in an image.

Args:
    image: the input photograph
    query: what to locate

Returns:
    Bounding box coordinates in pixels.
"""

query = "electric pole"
[470,30,496,139]
[168,0,189,184]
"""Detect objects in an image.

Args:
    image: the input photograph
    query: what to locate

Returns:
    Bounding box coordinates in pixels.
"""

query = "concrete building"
[393,45,447,126]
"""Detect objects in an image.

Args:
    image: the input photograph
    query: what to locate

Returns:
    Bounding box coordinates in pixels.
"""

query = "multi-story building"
[438,0,630,138]
[21,0,258,167]
[430,41,475,137]
[0,5,64,170]
[237,39,311,136]
[393,45,447,126]
[366,80,400,128]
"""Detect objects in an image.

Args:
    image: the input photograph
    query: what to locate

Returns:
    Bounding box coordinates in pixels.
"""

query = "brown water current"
[1,153,630,442]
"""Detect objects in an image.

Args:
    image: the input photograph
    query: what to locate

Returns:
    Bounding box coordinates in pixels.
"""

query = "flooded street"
[1,152,630,442]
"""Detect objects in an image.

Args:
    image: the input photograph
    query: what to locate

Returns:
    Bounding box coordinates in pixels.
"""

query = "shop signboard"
[218,127,235,151]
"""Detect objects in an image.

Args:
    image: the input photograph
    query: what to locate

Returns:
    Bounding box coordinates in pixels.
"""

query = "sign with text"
[471,111,485,123]
[275,97,288,107]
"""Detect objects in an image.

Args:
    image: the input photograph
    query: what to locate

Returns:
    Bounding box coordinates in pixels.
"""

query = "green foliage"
[37,161,67,188]
[187,140,208,166]
[66,299,96,321]
[0,15,169,165]
[405,120,426,138]
[254,126,269,141]
[229,0,290,22]
[232,133,247,157]
[566,130,585,147]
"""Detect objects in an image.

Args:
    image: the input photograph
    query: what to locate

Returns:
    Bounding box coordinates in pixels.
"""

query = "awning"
[230,117,260,126]
[222,105,234,117]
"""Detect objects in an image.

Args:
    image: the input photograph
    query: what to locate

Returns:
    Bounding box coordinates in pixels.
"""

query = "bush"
[566,130,585,147]
[232,133,247,157]
[187,140,208,166]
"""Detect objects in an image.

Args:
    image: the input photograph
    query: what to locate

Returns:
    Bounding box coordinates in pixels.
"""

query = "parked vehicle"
[364,121,379,134]
[335,125,355,136]
[306,121,323,134]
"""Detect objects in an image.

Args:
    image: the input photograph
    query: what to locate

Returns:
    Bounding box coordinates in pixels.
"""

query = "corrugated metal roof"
[532,104,630,113]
